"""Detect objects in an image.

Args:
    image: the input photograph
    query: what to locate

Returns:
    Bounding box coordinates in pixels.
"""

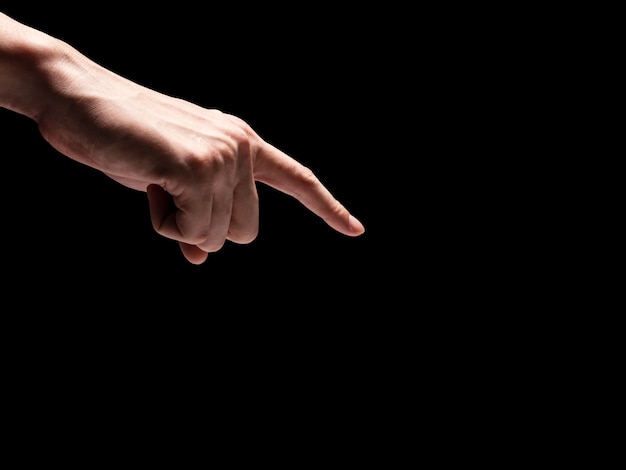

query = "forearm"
[0,13,59,118]
[0,12,111,123]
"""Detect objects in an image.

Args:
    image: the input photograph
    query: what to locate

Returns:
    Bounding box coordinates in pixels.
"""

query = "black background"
[1,6,394,311]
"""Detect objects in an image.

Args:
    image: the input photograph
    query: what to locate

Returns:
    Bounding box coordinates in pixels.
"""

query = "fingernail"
[349,215,365,234]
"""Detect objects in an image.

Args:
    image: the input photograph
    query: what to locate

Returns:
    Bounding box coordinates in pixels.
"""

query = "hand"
[36,63,364,264]
[0,12,364,264]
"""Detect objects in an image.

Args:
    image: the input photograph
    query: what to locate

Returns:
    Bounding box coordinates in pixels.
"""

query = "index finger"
[253,143,365,237]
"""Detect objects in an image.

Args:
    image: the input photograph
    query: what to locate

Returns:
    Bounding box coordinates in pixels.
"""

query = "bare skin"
[0,12,364,264]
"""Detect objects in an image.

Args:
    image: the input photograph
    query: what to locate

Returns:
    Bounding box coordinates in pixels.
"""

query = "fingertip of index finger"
[348,214,366,235]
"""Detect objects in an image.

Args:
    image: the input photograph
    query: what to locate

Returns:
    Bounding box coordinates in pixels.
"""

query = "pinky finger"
[179,242,209,265]
[147,184,208,264]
